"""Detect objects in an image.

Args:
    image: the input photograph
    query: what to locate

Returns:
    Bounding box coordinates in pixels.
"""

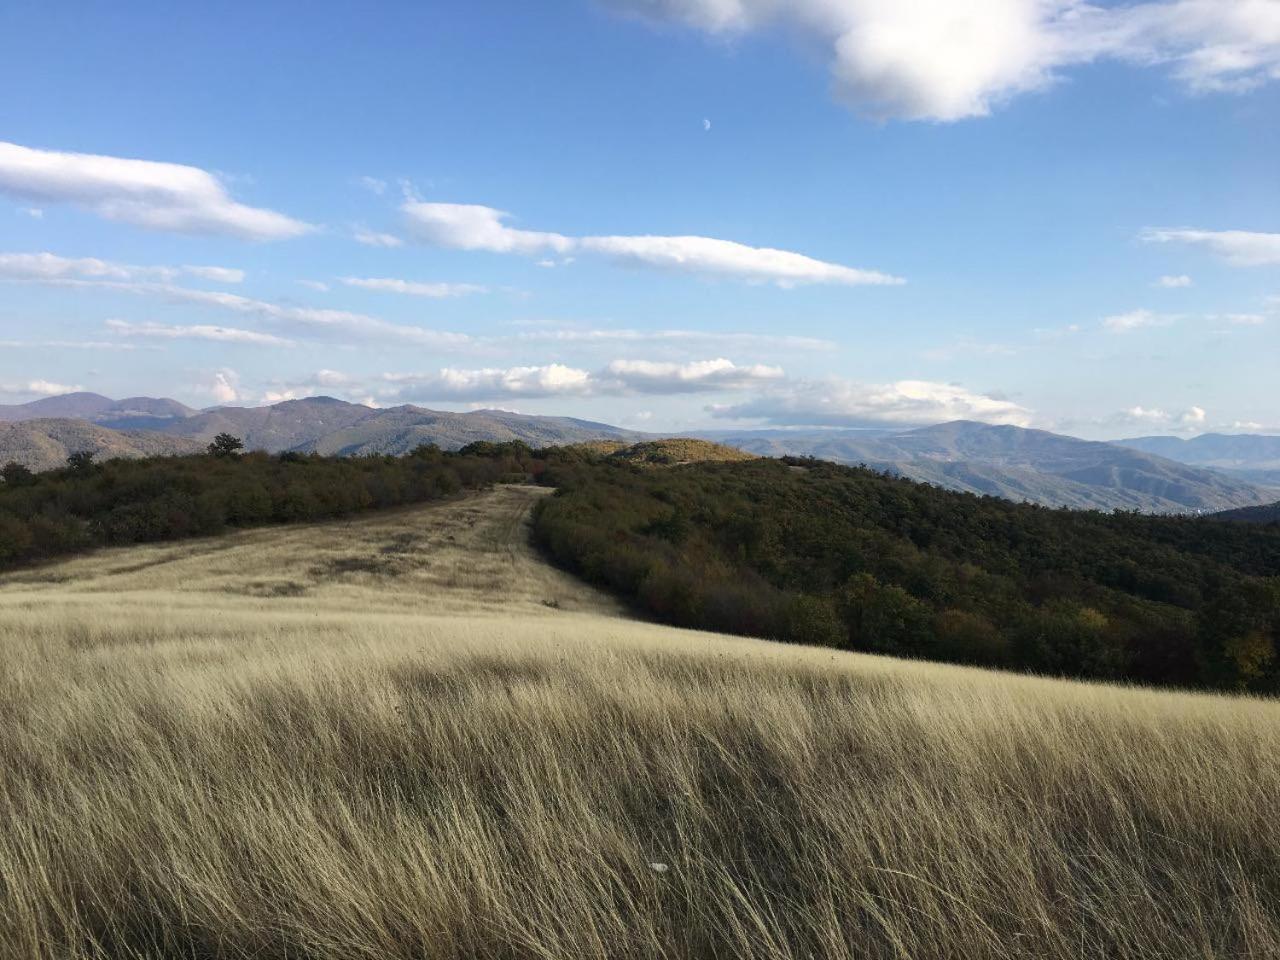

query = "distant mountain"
[0,419,203,472]
[152,397,643,454]
[0,392,118,422]
[695,421,1273,514]
[0,393,196,430]
[1116,433,1280,487]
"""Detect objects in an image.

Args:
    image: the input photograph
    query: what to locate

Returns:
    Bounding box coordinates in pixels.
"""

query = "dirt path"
[0,485,623,619]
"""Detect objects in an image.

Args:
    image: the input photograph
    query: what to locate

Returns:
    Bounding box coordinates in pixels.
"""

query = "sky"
[0,0,1277,440]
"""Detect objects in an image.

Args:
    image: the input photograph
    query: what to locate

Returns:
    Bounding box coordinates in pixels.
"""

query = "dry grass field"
[3,485,1280,959]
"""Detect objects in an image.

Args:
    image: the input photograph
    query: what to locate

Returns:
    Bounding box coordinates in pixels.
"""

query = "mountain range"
[696,421,1277,513]
[0,395,641,471]
[2,393,1277,514]
[1118,433,1280,487]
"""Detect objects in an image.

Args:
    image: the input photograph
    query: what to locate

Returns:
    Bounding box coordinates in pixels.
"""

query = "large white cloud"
[710,377,1033,427]
[382,364,594,401]
[603,357,783,393]
[606,0,1280,121]
[1143,228,1280,266]
[0,141,312,240]
[402,201,902,286]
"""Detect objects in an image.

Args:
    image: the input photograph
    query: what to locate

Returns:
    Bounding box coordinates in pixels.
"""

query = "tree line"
[0,439,542,571]
[532,454,1280,693]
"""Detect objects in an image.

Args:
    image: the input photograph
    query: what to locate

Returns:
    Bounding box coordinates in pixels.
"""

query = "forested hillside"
[534,454,1280,692]
[0,442,538,570]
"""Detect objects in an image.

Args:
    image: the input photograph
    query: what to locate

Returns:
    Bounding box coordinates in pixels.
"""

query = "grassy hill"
[3,487,1279,959]
[0,418,202,471]
[608,438,758,465]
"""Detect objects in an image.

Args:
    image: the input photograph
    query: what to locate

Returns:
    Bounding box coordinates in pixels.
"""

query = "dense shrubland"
[534,455,1280,692]
[0,441,540,570]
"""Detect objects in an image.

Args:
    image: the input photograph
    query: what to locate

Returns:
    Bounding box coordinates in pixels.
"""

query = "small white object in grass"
[649,861,669,873]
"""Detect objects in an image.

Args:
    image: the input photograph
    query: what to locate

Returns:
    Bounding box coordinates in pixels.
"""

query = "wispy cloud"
[0,251,243,284]
[1143,228,1280,266]
[105,319,295,346]
[353,227,403,248]
[1154,274,1193,288]
[401,201,903,287]
[0,141,312,240]
[1102,308,1175,333]
[509,327,835,351]
[0,252,472,347]
[341,276,486,298]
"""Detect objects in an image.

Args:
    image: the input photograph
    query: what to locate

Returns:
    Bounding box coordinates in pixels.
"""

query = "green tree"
[1,462,35,487]
[208,433,245,457]
[66,451,96,473]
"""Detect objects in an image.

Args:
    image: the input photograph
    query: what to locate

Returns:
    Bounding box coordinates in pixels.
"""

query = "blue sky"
[1,0,1277,438]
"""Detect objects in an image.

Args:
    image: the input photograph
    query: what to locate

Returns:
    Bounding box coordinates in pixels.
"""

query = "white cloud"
[182,265,245,284]
[606,0,1280,122]
[105,319,295,346]
[353,227,403,248]
[340,276,486,298]
[1118,404,1208,432]
[296,279,330,292]
[0,141,312,240]
[1102,308,1174,332]
[580,234,902,286]
[709,377,1033,427]
[357,176,388,196]
[382,364,594,401]
[402,201,901,286]
[21,207,42,219]
[260,369,359,404]
[0,379,83,397]
[378,356,785,402]
[1143,227,1280,266]
[148,286,472,346]
[0,251,243,285]
[403,202,574,255]
[208,369,241,404]
[1155,274,1193,288]
[602,357,784,393]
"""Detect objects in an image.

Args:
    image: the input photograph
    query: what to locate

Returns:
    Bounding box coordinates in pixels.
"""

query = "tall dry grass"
[2,486,1279,959]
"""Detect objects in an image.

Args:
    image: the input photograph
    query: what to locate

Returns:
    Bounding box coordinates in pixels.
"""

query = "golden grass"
[3,486,1279,958]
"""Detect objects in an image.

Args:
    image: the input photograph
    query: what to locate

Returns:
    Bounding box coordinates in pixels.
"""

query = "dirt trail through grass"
[0,484,620,619]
